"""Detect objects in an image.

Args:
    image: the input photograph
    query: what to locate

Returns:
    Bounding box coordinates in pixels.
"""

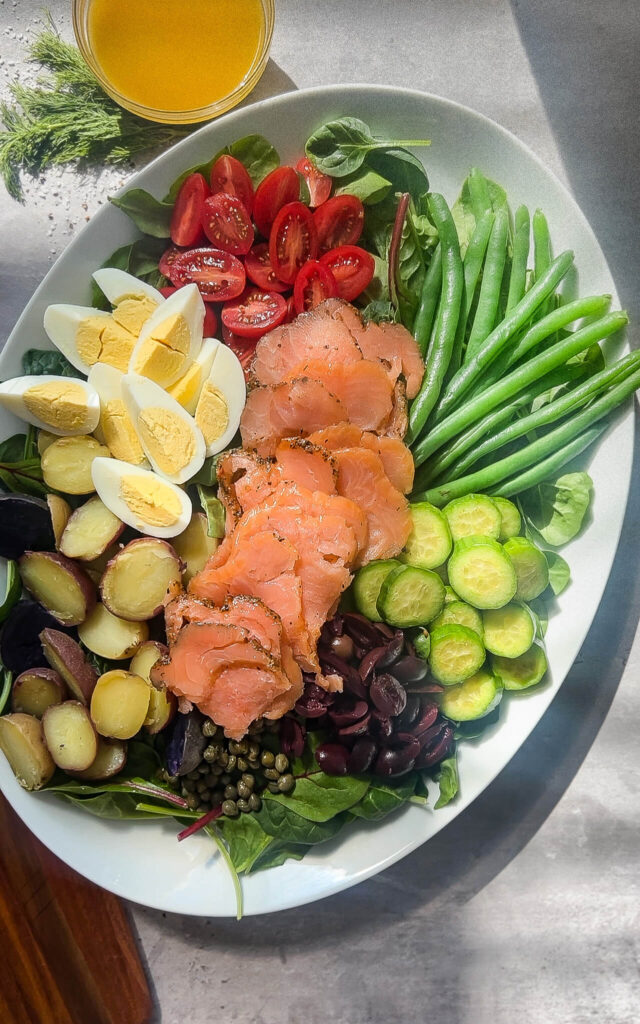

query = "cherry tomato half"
[295,157,332,208]
[169,247,246,302]
[159,285,219,336]
[253,166,299,238]
[159,245,187,279]
[222,288,288,339]
[210,154,254,216]
[244,243,289,293]
[222,323,256,378]
[269,202,318,285]
[201,193,254,256]
[293,260,337,314]
[314,194,365,253]
[319,245,375,302]
[170,173,210,247]
[284,295,296,323]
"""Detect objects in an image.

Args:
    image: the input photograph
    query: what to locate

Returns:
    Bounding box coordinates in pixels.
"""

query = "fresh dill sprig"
[0,25,192,202]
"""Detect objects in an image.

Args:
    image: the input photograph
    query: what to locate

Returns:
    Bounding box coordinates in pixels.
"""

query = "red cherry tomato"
[314,194,365,253]
[158,285,219,335]
[210,154,254,216]
[159,245,187,279]
[293,260,337,314]
[319,245,375,302]
[253,166,299,238]
[222,323,256,378]
[170,173,210,247]
[169,247,246,302]
[284,295,296,323]
[269,202,318,285]
[244,243,289,293]
[201,193,254,256]
[221,288,287,339]
[295,157,332,208]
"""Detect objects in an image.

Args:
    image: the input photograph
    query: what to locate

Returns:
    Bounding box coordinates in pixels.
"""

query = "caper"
[182,780,196,793]
[202,720,218,738]
[248,793,262,811]
[198,764,210,775]
[237,798,251,813]
[263,767,279,781]
[236,781,251,800]
[260,750,275,768]
[226,754,237,772]
[230,739,249,755]
[196,780,209,794]
[186,794,199,810]
[203,744,221,763]
[237,757,248,772]
[248,741,260,760]
[218,751,229,767]
[241,773,255,791]
[224,785,238,801]
[275,754,289,774]
[222,800,239,817]
[277,774,295,793]
[220,773,232,786]
[210,764,224,776]
[196,803,209,814]
[267,781,280,794]
[248,719,264,735]
[205,772,218,787]
[187,769,200,781]
[212,788,224,805]
[248,758,260,771]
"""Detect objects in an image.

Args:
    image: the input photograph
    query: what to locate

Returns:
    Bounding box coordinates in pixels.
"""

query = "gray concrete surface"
[1,2,639,1022]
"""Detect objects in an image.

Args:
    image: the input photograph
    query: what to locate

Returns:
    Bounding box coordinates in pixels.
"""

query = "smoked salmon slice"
[240,377,347,456]
[250,303,363,386]
[308,424,415,495]
[274,438,338,495]
[284,358,394,432]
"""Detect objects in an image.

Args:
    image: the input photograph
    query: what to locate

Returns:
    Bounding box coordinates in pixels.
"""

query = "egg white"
[195,343,246,457]
[167,336,221,414]
[92,268,165,306]
[121,373,206,484]
[129,284,205,386]
[0,374,100,435]
[91,457,192,538]
[43,304,113,375]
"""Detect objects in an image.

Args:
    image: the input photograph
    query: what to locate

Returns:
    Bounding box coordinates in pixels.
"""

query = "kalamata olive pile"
[283,613,455,778]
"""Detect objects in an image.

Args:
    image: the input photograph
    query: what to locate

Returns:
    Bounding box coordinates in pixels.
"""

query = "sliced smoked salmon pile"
[159,299,423,737]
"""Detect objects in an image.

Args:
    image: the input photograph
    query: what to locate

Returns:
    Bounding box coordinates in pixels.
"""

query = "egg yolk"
[112,296,158,335]
[76,313,140,373]
[136,406,196,476]
[195,382,229,445]
[23,381,90,430]
[151,312,191,356]
[98,321,137,372]
[76,317,110,365]
[101,399,146,464]
[131,339,189,388]
[167,362,203,412]
[120,475,182,527]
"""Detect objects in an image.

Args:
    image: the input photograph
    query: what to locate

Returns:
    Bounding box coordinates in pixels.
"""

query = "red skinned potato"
[59,495,124,562]
[90,670,151,739]
[129,643,176,734]
[0,713,56,790]
[42,701,98,771]
[46,494,72,549]
[69,737,127,781]
[100,538,183,621]
[39,628,98,705]
[19,550,96,626]
[12,667,67,718]
[83,543,120,586]
[78,605,149,661]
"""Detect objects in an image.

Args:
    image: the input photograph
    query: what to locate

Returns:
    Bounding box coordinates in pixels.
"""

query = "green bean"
[467,167,492,219]
[486,422,610,498]
[412,244,442,357]
[506,206,530,312]
[411,311,628,466]
[447,210,494,378]
[533,209,553,320]
[439,351,640,480]
[432,250,575,420]
[463,206,509,364]
[417,366,640,505]
[408,194,463,439]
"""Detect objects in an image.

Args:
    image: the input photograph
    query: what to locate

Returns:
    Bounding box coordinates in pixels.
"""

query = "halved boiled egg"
[121,373,205,484]
[0,375,100,435]
[91,458,192,538]
[92,268,163,338]
[43,305,114,375]
[166,337,221,415]
[129,284,205,388]
[87,363,146,465]
[194,344,246,457]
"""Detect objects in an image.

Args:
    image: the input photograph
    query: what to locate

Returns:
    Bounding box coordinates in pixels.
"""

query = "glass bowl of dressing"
[72,0,275,124]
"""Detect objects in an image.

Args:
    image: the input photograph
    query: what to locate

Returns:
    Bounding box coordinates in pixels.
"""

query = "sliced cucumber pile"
[352,492,552,721]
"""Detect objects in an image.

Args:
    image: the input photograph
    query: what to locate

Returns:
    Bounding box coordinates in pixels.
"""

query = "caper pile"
[177,718,295,818]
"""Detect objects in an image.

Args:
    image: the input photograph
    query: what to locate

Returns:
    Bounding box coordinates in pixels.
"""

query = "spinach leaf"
[521,471,593,547]
[395,199,438,326]
[84,648,123,678]
[366,148,429,201]
[249,839,306,873]
[166,134,280,199]
[0,434,28,463]
[528,596,549,638]
[434,755,459,808]
[220,812,273,874]
[0,433,45,497]
[333,168,392,205]
[452,171,508,253]
[197,484,225,538]
[52,790,173,820]
[0,561,21,626]
[188,455,220,487]
[253,798,348,845]
[109,188,173,238]
[305,117,430,178]
[263,771,369,822]
[360,300,398,324]
[22,348,77,377]
[350,774,422,821]
[91,237,169,308]
[545,550,571,596]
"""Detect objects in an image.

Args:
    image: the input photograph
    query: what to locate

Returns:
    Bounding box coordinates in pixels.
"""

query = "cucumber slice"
[431,600,484,639]
[443,493,502,541]
[412,627,431,660]
[503,536,549,600]
[482,602,535,657]
[444,585,459,605]
[492,643,548,690]
[448,535,517,609]
[377,565,445,627]
[353,559,400,622]
[401,502,452,570]
[492,496,522,541]
[439,668,503,721]
[429,624,486,685]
